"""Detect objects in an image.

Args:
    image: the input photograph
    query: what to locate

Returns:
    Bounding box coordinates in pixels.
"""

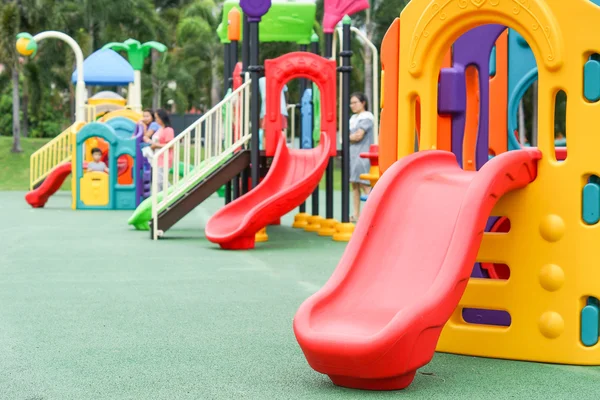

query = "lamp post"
[17,31,86,123]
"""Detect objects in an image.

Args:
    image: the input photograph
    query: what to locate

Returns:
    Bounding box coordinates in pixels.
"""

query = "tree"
[0,1,22,152]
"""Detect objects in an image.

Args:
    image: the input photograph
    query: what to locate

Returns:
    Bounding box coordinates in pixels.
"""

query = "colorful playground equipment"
[18,31,161,210]
[294,0,600,391]
[141,0,373,243]
[25,110,147,209]
[205,52,337,249]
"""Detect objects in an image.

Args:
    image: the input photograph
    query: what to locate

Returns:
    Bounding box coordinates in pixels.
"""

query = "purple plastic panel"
[240,0,271,22]
[449,25,510,327]
[134,123,145,205]
[438,68,466,114]
[451,24,505,170]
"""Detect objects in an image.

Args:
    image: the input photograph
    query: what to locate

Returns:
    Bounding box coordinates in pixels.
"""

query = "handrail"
[332,26,380,145]
[151,76,251,239]
[29,122,83,190]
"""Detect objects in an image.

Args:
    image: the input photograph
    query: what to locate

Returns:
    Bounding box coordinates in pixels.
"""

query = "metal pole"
[223,42,232,205]
[340,18,352,224]
[310,36,320,217]
[249,22,261,189]
[241,16,250,77]
[298,43,308,214]
[324,32,334,221]
[230,39,240,200]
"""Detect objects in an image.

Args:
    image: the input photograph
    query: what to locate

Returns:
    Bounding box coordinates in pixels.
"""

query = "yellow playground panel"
[392,0,600,364]
[79,171,110,206]
[100,108,141,123]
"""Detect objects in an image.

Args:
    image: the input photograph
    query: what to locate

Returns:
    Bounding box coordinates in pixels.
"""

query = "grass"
[0,136,54,191]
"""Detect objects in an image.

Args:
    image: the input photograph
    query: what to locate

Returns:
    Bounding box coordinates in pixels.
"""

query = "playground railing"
[84,105,97,122]
[29,122,83,190]
[151,77,252,239]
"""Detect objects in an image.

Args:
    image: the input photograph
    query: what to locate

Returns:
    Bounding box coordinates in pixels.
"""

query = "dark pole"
[230,39,240,200]
[298,43,308,214]
[241,15,250,195]
[310,34,320,218]
[223,41,232,205]
[324,32,335,222]
[340,17,352,224]
[241,16,250,77]
[249,22,261,189]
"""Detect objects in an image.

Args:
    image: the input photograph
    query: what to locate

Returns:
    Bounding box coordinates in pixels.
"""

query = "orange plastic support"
[436,51,452,152]
[228,7,241,42]
[489,30,508,156]
[264,52,337,157]
[378,18,400,175]
[462,66,480,171]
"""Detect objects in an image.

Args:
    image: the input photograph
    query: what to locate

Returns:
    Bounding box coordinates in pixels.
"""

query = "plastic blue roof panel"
[72,49,134,86]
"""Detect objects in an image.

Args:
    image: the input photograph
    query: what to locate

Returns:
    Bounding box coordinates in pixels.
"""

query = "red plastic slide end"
[219,236,256,250]
[24,192,44,208]
[329,370,416,391]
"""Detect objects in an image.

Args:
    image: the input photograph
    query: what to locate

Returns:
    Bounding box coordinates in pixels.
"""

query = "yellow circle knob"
[16,37,34,56]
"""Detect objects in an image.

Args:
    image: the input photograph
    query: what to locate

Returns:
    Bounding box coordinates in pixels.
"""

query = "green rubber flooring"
[1,191,599,399]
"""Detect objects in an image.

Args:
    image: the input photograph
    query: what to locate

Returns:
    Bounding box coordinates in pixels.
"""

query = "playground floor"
[1,191,599,399]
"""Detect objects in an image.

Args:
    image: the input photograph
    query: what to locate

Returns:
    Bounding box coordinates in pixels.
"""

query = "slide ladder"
[148,78,252,238]
[29,122,84,190]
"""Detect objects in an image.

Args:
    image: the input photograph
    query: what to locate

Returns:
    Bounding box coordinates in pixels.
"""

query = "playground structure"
[143,0,370,241]
[18,31,166,210]
[142,0,374,242]
[294,0,600,391]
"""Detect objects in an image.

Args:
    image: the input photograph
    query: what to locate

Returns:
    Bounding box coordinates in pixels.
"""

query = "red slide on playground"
[205,134,330,250]
[25,161,71,208]
[293,148,540,391]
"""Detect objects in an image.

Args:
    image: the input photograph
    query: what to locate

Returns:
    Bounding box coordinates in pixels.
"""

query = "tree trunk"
[152,49,160,110]
[210,50,221,107]
[11,66,22,153]
[22,75,29,138]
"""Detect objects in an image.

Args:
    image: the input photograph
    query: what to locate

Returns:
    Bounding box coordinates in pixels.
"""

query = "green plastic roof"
[217,0,316,44]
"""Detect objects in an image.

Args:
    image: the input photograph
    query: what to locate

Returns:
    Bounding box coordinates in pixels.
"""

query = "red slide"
[25,161,72,208]
[205,134,330,250]
[293,148,540,391]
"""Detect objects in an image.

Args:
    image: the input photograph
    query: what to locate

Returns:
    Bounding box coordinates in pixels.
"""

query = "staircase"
[29,122,85,190]
[151,77,252,239]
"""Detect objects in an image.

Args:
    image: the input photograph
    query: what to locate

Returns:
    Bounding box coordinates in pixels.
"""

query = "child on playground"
[87,148,109,173]
[150,109,175,191]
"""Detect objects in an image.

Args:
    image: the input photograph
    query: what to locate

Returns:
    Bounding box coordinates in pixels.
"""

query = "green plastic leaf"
[142,41,167,53]
[102,42,130,52]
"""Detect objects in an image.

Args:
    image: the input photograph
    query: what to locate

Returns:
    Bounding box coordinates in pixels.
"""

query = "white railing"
[332,26,380,145]
[151,76,252,239]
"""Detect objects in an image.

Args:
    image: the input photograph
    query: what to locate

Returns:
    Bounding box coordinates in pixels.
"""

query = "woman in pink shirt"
[150,108,175,191]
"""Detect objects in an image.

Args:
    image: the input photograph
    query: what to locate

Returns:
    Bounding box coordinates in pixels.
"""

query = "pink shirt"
[157,127,175,168]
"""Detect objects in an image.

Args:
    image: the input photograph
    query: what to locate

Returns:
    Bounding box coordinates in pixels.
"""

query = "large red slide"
[205,52,338,250]
[293,148,540,390]
[25,161,72,208]
[206,134,330,249]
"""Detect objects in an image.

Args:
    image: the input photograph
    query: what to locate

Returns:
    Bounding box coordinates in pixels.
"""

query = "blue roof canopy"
[72,49,134,86]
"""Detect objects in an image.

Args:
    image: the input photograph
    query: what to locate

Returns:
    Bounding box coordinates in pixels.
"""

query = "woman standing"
[349,92,374,222]
[139,109,160,160]
[150,109,175,191]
